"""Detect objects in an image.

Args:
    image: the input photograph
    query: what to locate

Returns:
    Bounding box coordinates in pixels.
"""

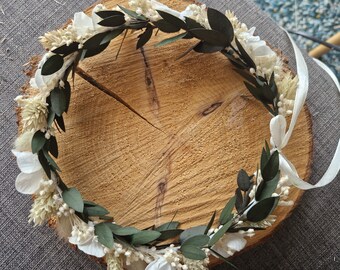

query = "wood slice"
[22,0,313,267]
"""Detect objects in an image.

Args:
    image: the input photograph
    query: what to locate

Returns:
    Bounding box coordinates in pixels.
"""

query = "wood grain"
[23,0,313,267]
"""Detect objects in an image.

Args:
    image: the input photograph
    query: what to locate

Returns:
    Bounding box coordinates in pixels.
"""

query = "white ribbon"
[269,29,340,190]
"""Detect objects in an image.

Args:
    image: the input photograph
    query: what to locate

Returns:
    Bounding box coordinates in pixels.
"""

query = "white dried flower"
[14,131,34,152]
[68,219,106,257]
[212,233,247,258]
[16,95,48,132]
[28,180,57,226]
[181,4,209,29]
[39,25,77,50]
[106,253,123,270]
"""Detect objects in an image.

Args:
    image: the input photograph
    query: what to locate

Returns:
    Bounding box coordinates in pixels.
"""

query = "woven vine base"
[22,0,313,267]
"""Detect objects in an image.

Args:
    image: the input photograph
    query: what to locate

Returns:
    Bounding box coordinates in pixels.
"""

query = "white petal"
[212,233,247,258]
[73,12,94,36]
[34,69,46,89]
[12,150,42,174]
[270,115,287,148]
[77,237,105,258]
[253,44,275,57]
[15,170,43,194]
[225,233,247,251]
[146,257,174,270]
[180,7,193,18]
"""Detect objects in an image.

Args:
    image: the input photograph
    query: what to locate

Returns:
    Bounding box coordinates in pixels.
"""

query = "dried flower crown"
[12,1,340,270]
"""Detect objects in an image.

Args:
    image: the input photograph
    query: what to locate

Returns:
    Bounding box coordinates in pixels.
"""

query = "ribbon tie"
[268,29,340,190]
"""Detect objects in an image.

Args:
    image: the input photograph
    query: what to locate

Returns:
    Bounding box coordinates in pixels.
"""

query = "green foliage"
[95,223,114,248]
[219,196,236,225]
[62,187,84,213]
[247,196,279,222]
[41,55,64,76]
[31,130,46,154]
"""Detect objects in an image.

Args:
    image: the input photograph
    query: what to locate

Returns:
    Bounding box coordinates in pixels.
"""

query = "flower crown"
[13,1,340,269]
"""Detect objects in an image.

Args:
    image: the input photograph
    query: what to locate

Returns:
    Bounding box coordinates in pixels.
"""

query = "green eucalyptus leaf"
[180,225,206,243]
[32,130,46,154]
[62,81,71,113]
[194,41,225,53]
[204,211,216,235]
[131,230,161,245]
[158,229,183,241]
[153,19,180,33]
[256,172,280,201]
[96,10,125,19]
[41,55,64,76]
[118,5,147,20]
[100,29,125,45]
[43,148,60,172]
[137,24,153,49]
[95,223,114,248]
[180,245,207,260]
[83,32,109,50]
[209,219,232,247]
[233,68,258,86]
[207,8,234,44]
[237,169,251,191]
[49,136,58,158]
[157,10,186,29]
[106,223,122,232]
[52,42,79,56]
[246,196,279,222]
[113,227,140,236]
[235,38,256,69]
[190,28,228,47]
[262,151,279,181]
[84,205,110,216]
[62,187,84,213]
[84,42,110,58]
[221,50,247,69]
[50,87,67,116]
[182,235,209,248]
[244,81,262,101]
[235,187,244,213]
[156,221,180,231]
[261,147,270,172]
[84,200,97,206]
[155,32,186,47]
[270,72,278,97]
[55,114,65,132]
[47,110,55,128]
[98,15,126,27]
[185,17,204,30]
[38,150,51,179]
[127,21,148,29]
[219,196,236,225]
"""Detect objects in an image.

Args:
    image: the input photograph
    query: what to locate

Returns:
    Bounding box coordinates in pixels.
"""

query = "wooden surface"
[26,0,313,266]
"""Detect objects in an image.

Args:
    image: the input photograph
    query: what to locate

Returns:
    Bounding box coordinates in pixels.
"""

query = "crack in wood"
[75,66,165,134]
[139,47,160,114]
[202,101,223,116]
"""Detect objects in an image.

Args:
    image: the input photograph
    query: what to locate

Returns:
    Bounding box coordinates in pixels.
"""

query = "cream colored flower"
[12,150,46,194]
[212,233,247,258]
[16,95,48,132]
[39,25,77,51]
[28,180,57,225]
[180,4,209,29]
[128,0,184,22]
[69,219,106,257]
[145,257,174,270]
